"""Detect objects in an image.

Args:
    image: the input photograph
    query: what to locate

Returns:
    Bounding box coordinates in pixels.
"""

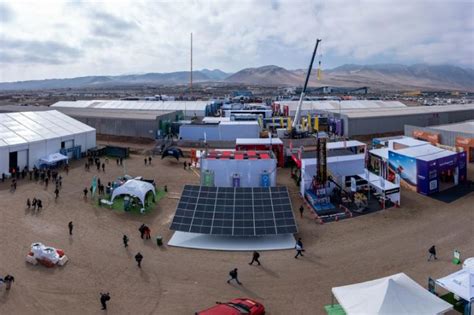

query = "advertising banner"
[416,159,438,195]
[413,130,440,144]
[389,151,418,190]
[458,151,467,182]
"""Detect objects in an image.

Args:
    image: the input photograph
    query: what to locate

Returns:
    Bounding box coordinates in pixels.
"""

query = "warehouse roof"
[0,110,95,147]
[276,100,407,111]
[52,100,209,112]
[0,105,176,120]
[390,144,457,161]
[57,108,176,120]
[428,120,474,135]
[336,104,474,118]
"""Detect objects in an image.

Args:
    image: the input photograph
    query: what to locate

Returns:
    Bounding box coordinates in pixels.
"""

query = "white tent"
[38,152,68,166]
[110,179,155,207]
[0,110,96,175]
[332,273,453,315]
[436,268,474,302]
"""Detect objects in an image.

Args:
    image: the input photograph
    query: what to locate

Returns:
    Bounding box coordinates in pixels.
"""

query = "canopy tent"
[357,170,401,205]
[38,152,68,166]
[110,179,155,207]
[436,268,474,302]
[332,273,452,315]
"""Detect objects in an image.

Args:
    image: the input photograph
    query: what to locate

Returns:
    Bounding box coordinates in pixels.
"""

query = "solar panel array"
[170,185,297,236]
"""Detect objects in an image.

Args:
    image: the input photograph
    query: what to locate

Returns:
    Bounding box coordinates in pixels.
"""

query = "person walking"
[299,205,304,218]
[295,238,304,259]
[45,177,49,189]
[32,198,37,211]
[227,268,242,285]
[144,226,151,240]
[27,198,31,209]
[100,292,110,310]
[144,158,147,166]
[4,274,14,290]
[83,187,88,199]
[135,252,143,268]
[68,221,73,235]
[139,224,145,239]
[428,245,438,261]
[249,251,261,266]
[37,199,43,211]
[102,163,105,172]
[183,161,187,170]
[54,188,59,199]
[148,156,152,165]
[123,235,129,248]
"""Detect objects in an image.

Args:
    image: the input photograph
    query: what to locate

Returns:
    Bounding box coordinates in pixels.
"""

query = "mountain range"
[0,64,473,91]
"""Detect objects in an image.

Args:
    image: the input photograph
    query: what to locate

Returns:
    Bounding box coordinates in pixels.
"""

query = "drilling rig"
[290,38,322,138]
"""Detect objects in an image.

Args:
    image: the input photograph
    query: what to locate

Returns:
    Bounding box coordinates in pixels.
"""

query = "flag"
[317,61,322,80]
[92,176,97,197]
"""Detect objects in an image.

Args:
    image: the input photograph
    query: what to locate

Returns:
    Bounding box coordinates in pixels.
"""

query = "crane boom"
[292,38,321,130]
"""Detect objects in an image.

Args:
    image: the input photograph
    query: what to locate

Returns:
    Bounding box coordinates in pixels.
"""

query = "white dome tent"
[111,179,156,209]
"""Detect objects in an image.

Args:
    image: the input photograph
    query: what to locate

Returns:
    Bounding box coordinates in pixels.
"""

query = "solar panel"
[170,185,297,236]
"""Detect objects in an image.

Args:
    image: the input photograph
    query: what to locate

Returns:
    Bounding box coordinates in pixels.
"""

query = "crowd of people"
[4,165,64,194]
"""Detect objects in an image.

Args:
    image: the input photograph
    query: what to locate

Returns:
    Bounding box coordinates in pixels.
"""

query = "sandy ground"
[0,154,473,315]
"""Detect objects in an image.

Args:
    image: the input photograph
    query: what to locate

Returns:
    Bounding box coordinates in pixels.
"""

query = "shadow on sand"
[228,283,264,300]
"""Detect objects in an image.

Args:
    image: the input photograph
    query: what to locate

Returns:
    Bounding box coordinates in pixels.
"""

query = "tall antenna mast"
[190,32,193,100]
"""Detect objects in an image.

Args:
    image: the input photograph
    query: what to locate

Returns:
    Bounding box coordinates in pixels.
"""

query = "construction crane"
[291,38,322,138]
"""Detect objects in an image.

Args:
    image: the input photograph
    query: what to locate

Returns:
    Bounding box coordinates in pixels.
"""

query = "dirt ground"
[0,154,473,315]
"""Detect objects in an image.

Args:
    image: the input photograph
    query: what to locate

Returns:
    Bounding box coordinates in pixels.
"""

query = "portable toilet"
[202,170,215,187]
[261,171,270,187]
[232,173,240,187]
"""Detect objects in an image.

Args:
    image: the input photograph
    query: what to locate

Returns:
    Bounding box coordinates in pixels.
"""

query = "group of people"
[115,157,124,166]
[138,224,151,240]
[85,156,106,172]
[26,197,43,212]
[3,165,65,193]
[143,156,153,165]
[227,238,306,286]
[0,274,15,291]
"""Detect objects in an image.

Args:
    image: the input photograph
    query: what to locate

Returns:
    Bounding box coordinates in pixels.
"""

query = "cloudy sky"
[0,0,473,82]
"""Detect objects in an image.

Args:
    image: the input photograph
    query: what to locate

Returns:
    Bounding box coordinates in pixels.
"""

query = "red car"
[196,298,265,315]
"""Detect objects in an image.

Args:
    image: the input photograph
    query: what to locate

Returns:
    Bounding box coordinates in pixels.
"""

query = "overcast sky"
[0,0,473,82]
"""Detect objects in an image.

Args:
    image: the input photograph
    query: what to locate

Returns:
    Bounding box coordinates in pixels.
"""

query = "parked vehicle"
[196,298,265,315]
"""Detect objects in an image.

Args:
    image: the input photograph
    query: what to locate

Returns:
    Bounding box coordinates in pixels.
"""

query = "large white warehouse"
[52,100,209,117]
[0,110,96,175]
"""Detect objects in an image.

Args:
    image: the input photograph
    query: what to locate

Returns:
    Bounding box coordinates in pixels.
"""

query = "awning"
[436,268,474,302]
[38,153,68,165]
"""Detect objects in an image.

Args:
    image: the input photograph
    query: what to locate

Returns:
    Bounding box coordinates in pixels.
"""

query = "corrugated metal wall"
[74,117,158,139]
[70,112,177,139]
[346,109,474,137]
[404,125,473,147]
